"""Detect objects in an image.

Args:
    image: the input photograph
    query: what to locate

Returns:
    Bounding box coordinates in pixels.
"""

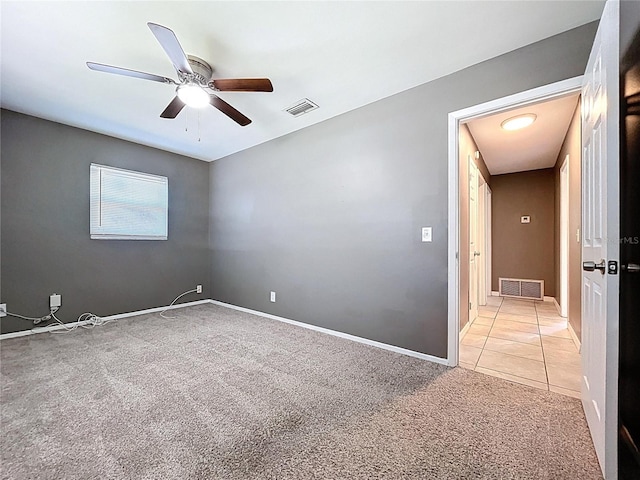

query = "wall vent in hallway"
[499,278,544,301]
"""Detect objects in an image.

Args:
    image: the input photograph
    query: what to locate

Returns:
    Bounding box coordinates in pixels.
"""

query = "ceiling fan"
[87,23,273,126]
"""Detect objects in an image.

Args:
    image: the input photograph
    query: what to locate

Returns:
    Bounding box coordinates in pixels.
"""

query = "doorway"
[478,180,491,306]
[449,5,628,477]
[462,151,491,337]
[448,77,582,397]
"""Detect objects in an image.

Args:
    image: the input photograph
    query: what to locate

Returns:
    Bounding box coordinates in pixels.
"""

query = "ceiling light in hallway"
[501,113,537,131]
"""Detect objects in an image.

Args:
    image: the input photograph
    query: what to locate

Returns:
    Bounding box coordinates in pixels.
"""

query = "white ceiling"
[0,1,604,162]
[466,93,580,175]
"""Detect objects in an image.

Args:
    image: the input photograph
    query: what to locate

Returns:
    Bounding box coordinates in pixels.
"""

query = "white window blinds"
[90,164,168,240]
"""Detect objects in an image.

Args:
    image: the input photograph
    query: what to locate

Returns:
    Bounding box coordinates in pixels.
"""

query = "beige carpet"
[1,304,602,479]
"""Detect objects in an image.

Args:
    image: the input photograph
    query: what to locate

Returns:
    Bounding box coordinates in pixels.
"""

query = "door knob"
[583,260,606,273]
[474,251,481,257]
[621,263,640,273]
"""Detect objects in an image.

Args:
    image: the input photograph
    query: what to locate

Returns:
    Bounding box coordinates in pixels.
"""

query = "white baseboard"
[491,291,500,297]
[568,320,581,352]
[0,299,211,340]
[460,319,472,338]
[210,300,449,366]
[3,298,450,367]
[552,297,562,315]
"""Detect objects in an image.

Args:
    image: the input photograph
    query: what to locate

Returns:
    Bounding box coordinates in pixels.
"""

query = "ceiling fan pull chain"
[185,108,189,132]
[198,111,201,142]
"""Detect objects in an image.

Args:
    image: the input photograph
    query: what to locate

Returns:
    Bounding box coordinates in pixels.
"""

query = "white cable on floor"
[42,311,115,334]
[7,306,114,334]
[159,288,198,319]
[6,310,55,323]
[6,287,197,332]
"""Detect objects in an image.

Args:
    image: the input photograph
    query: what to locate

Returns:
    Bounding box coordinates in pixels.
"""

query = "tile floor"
[460,296,581,398]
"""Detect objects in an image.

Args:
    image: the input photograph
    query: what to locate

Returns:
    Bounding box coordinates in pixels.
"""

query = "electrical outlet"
[270,291,276,303]
[0,304,6,318]
[196,285,202,294]
[50,294,61,309]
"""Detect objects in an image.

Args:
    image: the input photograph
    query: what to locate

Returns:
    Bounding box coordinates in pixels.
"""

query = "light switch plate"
[0,304,6,318]
[421,227,432,242]
[270,291,276,303]
[521,216,531,224]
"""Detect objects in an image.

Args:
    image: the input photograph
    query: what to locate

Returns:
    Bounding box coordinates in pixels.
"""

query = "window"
[90,164,168,240]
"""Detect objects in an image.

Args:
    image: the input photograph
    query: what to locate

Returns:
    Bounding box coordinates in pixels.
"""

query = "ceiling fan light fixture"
[177,83,209,108]
[501,113,537,131]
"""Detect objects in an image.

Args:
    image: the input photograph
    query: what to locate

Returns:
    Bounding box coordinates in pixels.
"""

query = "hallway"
[460,296,581,398]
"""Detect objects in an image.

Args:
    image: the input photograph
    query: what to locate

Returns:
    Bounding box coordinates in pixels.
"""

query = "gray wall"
[491,169,556,297]
[1,111,210,334]
[210,22,598,359]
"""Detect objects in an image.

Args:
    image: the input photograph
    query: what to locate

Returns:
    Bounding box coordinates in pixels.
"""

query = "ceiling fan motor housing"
[182,55,213,86]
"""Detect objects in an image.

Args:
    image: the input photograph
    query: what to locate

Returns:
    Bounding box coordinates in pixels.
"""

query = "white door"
[581,1,620,477]
[486,187,492,299]
[469,156,479,323]
[560,156,569,318]
[478,182,487,306]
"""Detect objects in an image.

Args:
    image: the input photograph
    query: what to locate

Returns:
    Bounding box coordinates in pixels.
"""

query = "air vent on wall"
[285,98,319,117]
[499,278,544,301]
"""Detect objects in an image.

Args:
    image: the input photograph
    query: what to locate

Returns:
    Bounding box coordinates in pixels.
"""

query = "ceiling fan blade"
[147,23,193,75]
[87,62,174,84]
[211,78,273,92]
[209,94,251,126]
[160,97,186,119]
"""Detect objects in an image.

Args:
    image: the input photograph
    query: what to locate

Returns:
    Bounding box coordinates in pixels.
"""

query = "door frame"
[478,180,489,306]
[560,154,570,318]
[485,185,492,302]
[468,156,480,323]
[446,76,583,366]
